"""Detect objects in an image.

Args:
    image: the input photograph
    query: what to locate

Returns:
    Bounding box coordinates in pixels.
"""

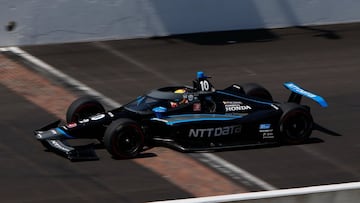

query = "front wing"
[34,120,99,161]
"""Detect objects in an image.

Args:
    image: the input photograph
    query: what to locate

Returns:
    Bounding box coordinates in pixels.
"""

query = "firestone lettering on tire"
[189,125,242,138]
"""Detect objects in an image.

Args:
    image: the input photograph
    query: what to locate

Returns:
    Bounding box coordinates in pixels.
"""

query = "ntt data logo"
[188,125,242,138]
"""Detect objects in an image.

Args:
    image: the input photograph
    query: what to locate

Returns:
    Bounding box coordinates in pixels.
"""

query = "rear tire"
[104,119,144,159]
[66,97,105,123]
[241,83,273,101]
[279,103,313,144]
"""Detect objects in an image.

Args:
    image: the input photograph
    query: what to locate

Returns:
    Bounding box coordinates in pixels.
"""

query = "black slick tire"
[241,83,273,101]
[104,119,144,159]
[279,103,313,144]
[66,97,105,123]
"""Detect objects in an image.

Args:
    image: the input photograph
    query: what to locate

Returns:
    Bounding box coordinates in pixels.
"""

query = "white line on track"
[1,46,119,108]
[193,153,277,191]
[1,46,277,192]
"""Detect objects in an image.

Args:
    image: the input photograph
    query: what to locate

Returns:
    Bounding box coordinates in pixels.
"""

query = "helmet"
[174,89,186,94]
[170,89,188,108]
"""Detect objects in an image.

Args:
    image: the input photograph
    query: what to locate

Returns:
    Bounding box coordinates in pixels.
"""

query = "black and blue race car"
[34,72,328,161]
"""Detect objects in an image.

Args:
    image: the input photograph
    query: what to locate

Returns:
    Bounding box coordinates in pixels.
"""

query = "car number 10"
[200,80,210,91]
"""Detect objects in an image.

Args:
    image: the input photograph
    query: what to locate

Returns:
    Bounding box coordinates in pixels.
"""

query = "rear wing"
[284,82,328,108]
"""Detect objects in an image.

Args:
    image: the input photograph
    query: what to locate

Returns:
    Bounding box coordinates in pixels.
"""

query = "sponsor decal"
[259,124,274,138]
[187,94,194,102]
[223,101,252,112]
[90,114,105,121]
[189,125,242,138]
[49,140,71,152]
[286,83,316,98]
[108,112,114,117]
[260,124,271,130]
[67,123,77,128]
[170,102,178,108]
[79,118,90,124]
[193,103,201,111]
[271,104,280,110]
[223,101,242,105]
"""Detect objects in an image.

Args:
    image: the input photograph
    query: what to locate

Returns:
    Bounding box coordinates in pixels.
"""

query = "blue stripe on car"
[151,114,244,126]
[56,127,75,139]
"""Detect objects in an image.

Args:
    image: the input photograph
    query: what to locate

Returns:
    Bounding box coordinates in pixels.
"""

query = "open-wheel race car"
[34,72,328,161]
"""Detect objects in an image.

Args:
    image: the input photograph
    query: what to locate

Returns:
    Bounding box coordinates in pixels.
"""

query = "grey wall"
[1,0,360,46]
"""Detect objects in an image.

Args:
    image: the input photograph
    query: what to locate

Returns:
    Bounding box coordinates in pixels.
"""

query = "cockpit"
[124,86,193,114]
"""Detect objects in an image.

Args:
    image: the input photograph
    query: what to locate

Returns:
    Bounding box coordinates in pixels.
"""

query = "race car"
[34,71,328,161]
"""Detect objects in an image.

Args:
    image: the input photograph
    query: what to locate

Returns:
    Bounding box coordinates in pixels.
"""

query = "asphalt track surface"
[0,23,359,202]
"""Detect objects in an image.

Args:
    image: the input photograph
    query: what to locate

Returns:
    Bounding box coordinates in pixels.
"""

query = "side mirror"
[152,106,168,118]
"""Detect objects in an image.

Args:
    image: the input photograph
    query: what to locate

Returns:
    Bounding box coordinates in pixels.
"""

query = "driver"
[170,88,188,108]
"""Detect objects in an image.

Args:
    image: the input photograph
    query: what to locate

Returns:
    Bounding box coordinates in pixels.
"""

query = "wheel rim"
[114,125,143,156]
[283,113,311,141]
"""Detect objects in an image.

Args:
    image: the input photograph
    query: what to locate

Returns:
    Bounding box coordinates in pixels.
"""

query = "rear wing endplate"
[284,82,328,108]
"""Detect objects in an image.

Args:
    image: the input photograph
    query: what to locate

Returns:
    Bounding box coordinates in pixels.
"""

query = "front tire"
[66,96,105,123]
[279,103,313,144]
[104,119,144,159]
